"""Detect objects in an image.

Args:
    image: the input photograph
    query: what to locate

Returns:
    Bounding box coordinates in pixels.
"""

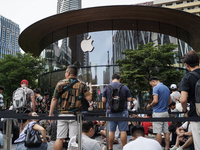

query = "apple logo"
[81,35,94,52]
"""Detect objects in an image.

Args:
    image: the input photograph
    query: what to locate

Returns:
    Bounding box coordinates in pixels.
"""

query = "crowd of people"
[0,50,199,150]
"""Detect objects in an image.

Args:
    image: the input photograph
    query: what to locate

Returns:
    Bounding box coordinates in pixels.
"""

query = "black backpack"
[190,71,200,117]
[107,84,124,113]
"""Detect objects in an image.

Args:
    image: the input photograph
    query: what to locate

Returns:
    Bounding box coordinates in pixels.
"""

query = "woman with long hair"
[14,112,48,150]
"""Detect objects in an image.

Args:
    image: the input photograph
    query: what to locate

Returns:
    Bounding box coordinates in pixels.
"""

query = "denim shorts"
[108,110,129,132]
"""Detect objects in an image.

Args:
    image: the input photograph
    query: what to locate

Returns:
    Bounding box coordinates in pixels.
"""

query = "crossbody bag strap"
[59,79,79,96]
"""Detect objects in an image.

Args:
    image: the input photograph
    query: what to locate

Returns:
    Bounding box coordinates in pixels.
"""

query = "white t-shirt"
[182,121,191,132]
[82,134,101,150]
[127,102,131,110]
[175,102,183,112]
[170,91,181,103]
[132,100,138,111]
[123,137,162,150]
[68,134,101,150]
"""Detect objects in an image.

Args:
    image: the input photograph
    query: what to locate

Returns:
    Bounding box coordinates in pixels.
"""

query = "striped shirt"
[0,94,3,108]
[0,131,3,146]
[14,121,38,143]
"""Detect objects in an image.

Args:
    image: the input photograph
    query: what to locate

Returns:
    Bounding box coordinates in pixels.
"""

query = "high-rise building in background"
[57,0,88,67]
[112,0,196,106]
[0,15,20,59]
[154,0,200,16]
[113,1,156,73]
[41,0,89,72]
[36,1,199,107]
[113,0,196,71]
[57,0,81,13]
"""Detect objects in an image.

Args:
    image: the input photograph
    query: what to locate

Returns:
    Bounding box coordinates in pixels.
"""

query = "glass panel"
[40,29,190,108]
[39,66,119,109]
[42,30,191,71]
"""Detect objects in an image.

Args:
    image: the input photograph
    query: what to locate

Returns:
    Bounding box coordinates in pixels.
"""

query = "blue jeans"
[108,110,129,131]
[16,142,48,150]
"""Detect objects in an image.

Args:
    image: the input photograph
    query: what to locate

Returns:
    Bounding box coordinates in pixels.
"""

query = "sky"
[0,0,152,32]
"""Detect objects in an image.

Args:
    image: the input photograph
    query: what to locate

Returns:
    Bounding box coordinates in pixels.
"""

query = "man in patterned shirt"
[0,86,4,110]
[49,65,92,150]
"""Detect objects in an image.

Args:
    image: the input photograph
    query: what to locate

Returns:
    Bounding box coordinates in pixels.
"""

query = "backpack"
[13,87,27,111]
[59,79,79,114]
[107,84,124,113]
[190,72,200,117]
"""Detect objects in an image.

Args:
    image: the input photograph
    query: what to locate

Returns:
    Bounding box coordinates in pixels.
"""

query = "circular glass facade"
[39,30,190,107]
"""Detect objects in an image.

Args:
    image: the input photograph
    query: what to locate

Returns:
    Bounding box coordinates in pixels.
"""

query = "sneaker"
[113,139,118,144]
[177,147,183,150]
[170,146,178,150]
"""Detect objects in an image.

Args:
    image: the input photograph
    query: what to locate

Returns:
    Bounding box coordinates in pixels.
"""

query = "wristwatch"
[183,109,188,113]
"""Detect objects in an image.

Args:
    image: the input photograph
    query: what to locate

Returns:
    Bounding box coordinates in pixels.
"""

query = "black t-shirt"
[180,68,200,117]
[81,98,89,111]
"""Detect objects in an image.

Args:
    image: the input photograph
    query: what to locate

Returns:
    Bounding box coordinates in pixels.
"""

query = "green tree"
[0,53,44,106]
[116,42,184,107]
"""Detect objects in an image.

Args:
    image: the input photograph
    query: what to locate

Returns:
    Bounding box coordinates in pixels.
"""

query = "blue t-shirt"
[102,82,131,113]
[152,83,170,113]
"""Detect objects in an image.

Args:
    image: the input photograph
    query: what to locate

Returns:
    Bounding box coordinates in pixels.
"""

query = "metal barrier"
[3,119,13,150]
[77,114,82,150]
[1,110,200,150]
[106,112,109,150]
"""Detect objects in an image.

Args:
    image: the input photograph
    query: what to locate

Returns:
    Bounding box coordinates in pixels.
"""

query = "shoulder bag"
[24,124,42,148]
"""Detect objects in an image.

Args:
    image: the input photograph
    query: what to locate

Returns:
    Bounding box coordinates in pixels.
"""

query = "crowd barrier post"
[106,112,109,150]
[3,119,13,150]
[77,114,82,150]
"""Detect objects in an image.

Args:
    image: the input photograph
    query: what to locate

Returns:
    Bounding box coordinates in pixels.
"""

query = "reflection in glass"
[39,30,190,108]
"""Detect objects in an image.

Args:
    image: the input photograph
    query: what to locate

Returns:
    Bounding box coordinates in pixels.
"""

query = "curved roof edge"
[19,5,200,56]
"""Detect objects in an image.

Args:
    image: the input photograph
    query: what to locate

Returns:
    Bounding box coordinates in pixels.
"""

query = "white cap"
[170,84,177,90]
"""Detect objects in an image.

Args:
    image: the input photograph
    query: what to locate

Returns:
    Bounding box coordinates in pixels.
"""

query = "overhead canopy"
[19,5,200,56]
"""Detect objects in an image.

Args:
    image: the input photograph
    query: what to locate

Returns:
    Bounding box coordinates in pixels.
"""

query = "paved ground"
[2,135,191,150]
[2,135,131,150]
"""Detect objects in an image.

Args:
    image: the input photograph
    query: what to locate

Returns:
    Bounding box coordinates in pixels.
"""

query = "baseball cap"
[170,84,177,90]
[21,79,29,85]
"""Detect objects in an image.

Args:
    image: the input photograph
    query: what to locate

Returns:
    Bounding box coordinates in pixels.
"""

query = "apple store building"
[19,6,200,107]
[38,30,121,107]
